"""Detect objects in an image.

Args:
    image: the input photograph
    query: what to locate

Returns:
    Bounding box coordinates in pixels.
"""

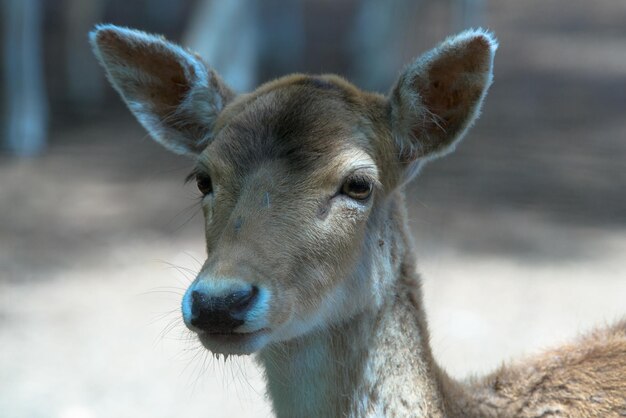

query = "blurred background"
[1,0,625,417]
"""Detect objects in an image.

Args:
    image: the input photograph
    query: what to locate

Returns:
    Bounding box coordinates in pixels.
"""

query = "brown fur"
[452,320,626,417]
[91,26,626,417]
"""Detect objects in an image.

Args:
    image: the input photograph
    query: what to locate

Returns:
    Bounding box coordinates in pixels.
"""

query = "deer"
[90,25,626,417]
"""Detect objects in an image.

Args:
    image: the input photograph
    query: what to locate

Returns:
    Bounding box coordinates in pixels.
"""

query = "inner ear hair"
[390,28,497,163]
[90,24,235,156]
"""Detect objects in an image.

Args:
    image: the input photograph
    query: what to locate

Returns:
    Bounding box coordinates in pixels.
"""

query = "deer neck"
[257,191,450,418]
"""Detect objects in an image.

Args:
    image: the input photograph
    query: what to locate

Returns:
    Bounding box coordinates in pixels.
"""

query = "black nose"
[190,285,259,333]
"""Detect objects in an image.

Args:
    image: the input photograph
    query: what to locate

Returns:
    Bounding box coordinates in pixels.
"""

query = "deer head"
[91,25,496,356]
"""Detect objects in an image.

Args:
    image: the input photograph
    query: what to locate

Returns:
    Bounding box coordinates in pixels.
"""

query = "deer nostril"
[229,285,259,313]
[191,290,203,303]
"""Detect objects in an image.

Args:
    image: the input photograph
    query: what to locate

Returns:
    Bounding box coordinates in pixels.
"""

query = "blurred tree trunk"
[350,0,485,92]
[349,0,422,92]
[64,0,105,108]
[453,0,485,31]
[2,0,47,156]
[185,0,260,93]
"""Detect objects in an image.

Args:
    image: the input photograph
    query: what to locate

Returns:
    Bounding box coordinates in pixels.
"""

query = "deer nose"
[187,285,259,333]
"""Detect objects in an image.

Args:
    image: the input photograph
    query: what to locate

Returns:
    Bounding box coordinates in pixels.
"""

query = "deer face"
[91,25,496,355]
[182,83,389,354]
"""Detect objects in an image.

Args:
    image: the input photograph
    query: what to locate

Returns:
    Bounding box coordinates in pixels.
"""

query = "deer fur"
[91,25,626,417]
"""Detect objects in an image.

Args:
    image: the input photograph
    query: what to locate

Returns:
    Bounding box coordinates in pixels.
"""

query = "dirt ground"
[1,1,625,417]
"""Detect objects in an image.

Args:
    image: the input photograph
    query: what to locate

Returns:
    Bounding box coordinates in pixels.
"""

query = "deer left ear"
[389,29,497,166]
[90,24,235,156]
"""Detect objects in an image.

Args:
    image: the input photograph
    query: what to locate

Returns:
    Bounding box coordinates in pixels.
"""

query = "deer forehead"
[202,79,384,187]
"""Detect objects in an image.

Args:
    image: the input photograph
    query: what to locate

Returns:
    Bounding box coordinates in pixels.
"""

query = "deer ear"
[389,29,497,166]
[90,25,235,156]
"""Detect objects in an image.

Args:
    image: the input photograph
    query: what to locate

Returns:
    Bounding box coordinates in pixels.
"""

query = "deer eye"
[196,174,213,196]
[341,176,373,200]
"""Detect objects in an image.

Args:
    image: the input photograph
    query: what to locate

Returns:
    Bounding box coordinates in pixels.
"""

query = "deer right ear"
[389,29,497,173]
[90,24,235,156]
